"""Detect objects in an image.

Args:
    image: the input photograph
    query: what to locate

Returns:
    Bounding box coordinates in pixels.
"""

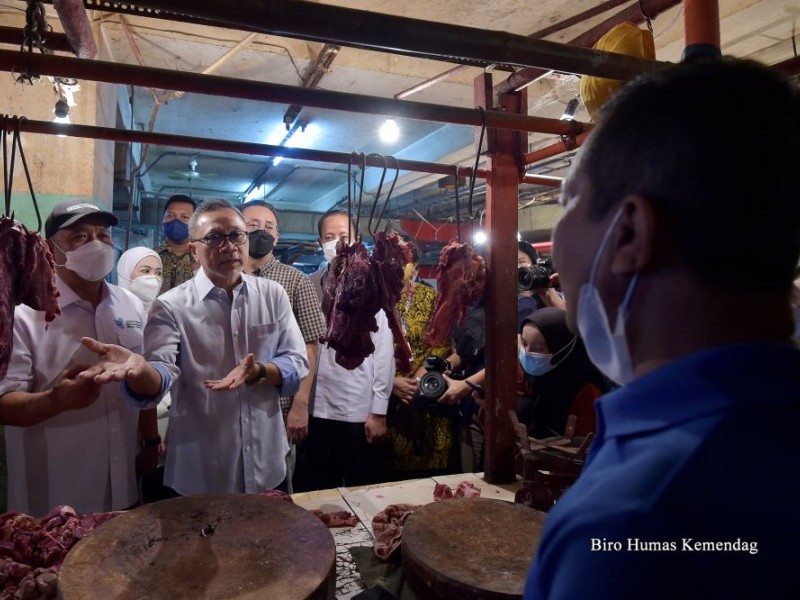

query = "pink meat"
[425,241,486,347]
[372,503,421,561]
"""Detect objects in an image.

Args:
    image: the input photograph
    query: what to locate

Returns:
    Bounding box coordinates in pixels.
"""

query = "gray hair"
[188,199,245,237]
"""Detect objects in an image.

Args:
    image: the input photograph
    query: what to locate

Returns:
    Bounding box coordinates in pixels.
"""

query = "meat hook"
[466,106,487,229]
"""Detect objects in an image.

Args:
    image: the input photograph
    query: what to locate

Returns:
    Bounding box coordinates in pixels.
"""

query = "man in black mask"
[242,201,326,492]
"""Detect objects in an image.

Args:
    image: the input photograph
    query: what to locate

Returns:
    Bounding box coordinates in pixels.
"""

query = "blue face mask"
[519,346,555,377]
[163,219,189,242]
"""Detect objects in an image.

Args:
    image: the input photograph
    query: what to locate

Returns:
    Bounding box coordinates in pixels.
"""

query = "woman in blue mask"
[518,307,607,439]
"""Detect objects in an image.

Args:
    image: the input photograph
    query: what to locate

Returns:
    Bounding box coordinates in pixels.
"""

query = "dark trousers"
[304,416,374,491]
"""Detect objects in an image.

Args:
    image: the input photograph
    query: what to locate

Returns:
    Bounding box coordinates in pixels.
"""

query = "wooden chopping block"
[58,494,335,600]
[402,497,547,600]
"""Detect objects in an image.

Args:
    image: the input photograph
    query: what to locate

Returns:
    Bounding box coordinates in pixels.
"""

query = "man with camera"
[517,241,565,323]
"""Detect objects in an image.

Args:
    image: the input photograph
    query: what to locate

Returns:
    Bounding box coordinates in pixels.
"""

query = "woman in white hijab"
[117,247,163,312]
[116,247,167,502]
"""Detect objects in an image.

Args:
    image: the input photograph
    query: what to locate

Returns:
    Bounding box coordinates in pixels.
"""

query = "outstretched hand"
[77,337,148,384]
[205,353,259,391]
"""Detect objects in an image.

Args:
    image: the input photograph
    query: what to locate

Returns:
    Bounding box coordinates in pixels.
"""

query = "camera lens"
[418,371,447,400]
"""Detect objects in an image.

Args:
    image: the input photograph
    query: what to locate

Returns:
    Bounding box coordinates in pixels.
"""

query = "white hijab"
[117,247,162,290]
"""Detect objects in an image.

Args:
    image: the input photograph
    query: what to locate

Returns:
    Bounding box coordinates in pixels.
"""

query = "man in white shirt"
[304,209,394,490]
[0,200,144,516]
[78,200,309,495]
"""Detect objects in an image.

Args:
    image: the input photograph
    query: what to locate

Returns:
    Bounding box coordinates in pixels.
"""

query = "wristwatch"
[246,361,267,385]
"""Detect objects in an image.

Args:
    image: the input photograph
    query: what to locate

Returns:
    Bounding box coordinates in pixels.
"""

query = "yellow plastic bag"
[580,22,656,121]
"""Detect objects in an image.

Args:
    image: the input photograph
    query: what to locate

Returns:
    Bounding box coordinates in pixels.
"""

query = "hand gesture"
[52,364,102,411]
[205,353,259,391]
[77,337,148,384]
[392,376,419,404]
[438,375,471,406]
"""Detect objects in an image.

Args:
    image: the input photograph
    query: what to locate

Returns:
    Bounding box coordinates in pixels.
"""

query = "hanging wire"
[453,163,462,243]
[354,152,366,242]
[466,106,487,238]
[366,153,388,236]
[2,114,10,217]
[377,155,400,233]
[346,152,358,236]
[13,117,42,231]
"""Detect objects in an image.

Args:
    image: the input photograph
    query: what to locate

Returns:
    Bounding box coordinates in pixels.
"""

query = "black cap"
[44,200,118,239]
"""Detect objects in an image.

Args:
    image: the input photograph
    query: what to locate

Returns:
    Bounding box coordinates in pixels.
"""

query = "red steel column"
[475,73,524,484]
[683,0,721,60]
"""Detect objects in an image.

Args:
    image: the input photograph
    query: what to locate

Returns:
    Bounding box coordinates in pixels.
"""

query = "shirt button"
[245,445,251,452]
[244,417,249,423]
[233,331,238,337]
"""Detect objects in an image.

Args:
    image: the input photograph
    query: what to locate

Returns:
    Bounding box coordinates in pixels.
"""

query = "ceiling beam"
[93,0,669,81]
[0,49,592,136]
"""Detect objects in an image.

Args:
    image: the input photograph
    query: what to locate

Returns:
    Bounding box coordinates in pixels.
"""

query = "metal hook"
[453,163,462,244]
[467,106,486,221]
[346,151,358,237]
[13,116,42,232]
[354,152,367,242]
[2,114,10,217]
[638,0,654,33]
[377,155,400,233]
[366,153,388,236]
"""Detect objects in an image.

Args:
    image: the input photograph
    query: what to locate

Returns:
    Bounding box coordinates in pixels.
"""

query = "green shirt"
[155,243,194,294]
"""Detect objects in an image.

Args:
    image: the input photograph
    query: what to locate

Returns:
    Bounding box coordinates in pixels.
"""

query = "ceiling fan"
[168,159,216,181]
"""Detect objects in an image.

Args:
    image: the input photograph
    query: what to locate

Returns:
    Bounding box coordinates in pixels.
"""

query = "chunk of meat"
[372,503,421,561]
[324,240,383,370]
[0,217,60,379]
[425,241,486,347]
[370,232,413,373]
[311,510,358,528]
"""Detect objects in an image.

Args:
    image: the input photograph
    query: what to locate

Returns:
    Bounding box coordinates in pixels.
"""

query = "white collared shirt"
[309,270,395,422]
[0,276,144,517]
[142,268,309,495]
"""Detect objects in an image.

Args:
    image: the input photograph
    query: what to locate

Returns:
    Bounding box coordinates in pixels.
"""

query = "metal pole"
[113,0,667,81]
[7,118,494,181]
[0,50,591,137]
[524,132,590,166]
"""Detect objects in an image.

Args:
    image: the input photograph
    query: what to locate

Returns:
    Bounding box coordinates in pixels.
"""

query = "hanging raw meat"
[370,231,412,373]
[324,239,383,370]
[0,217,61,379]
[425,241,486,347]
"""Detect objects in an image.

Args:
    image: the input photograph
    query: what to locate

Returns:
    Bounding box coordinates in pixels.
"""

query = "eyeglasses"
[193,230,248,249]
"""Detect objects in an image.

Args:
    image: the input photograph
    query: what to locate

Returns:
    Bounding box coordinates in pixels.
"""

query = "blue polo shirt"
[525,342,800,600]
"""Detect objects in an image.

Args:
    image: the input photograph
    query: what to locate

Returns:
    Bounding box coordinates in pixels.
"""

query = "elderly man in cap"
[0,200,145,516]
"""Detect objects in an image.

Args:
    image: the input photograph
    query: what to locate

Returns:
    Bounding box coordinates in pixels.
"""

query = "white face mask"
[576,208,639,386]
[54,239,116,282]
[129,275,162,310]
[322,239,339,262]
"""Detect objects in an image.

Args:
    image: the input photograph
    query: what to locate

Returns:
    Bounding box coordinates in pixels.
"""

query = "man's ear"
[609,194,657,276]
[189,242,199,262]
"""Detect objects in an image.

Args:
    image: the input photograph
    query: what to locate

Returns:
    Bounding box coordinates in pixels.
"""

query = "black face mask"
[248,230,275,258]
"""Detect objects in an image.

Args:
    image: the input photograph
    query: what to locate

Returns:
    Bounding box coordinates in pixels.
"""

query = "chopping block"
[58,494,336,600]
[401,497,547,599]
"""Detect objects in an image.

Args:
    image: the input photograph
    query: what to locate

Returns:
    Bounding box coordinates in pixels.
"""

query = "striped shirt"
[252,257,326,416]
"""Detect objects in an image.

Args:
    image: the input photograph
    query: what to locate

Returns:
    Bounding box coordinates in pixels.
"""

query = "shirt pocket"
[116,327,144,353]
[249,322,279,360]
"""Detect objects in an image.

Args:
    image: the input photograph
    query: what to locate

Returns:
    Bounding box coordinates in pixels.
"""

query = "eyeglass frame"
[192,230,249,249]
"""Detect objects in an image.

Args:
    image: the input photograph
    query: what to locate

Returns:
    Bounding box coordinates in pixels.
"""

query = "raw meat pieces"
[258,489,358,528]
[425,241,486,347]
[0,217,60,379]
[372,503,421,560]
[324,233,411,370]
[433,481,482,501]
[370,232,412,373]
[0,505,118,600]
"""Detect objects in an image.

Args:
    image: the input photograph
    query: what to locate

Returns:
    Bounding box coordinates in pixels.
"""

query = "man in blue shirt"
[525,58,800,599]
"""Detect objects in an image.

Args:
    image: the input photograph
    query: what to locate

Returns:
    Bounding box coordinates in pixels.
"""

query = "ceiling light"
[473,230,487,245]
[379,118,399,143]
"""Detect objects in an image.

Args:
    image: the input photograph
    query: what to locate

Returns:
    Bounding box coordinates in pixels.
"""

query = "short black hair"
[518,241,539,265]
[582,58,800,293]
[317,208,354,239]
[242,200,279,228]
[188,199,244,237]
[164,194,196,214]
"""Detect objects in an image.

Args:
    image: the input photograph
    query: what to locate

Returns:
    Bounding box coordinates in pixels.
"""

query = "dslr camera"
[416,355,450,405]
[518,257,556,292]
